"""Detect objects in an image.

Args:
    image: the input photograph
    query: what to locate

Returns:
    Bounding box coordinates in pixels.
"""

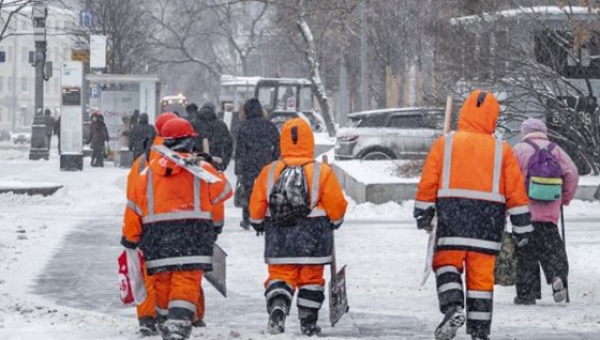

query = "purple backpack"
[524,140,563,201]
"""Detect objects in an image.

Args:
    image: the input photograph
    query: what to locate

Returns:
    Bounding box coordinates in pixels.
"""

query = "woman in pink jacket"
[512,118,579,305]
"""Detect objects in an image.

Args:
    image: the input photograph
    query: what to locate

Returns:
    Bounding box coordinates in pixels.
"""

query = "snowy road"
[1,147,600,339]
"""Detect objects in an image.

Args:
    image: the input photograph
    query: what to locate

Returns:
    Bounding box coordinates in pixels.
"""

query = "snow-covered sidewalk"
[0,148,599,340]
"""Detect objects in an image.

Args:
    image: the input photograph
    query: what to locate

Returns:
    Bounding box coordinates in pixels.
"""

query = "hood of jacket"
[280,118,314,162]
[457,90,500,134]
[139,113,149,125]
[198,103,217,121]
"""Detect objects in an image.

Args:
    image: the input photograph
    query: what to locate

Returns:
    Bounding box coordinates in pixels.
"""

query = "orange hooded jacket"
[415,90,531,253]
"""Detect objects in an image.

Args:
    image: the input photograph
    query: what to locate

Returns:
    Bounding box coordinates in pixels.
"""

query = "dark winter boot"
[434,306,465,340]
[192,319,206,328]
[156,314,168,338]
[471,335,491,340]
[513,296,536,305]
[552,277,567,303]
[267,297,289,335]
[299,308,321,337]
[164,319,192,340]
[138,317,158,337]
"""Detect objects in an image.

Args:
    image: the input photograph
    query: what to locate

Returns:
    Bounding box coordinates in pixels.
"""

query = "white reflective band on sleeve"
[266,256,333,265]
[300,284,325,292]
[146,255,212,269]
[436,266,461,276]
[467,290,493,299]
[266,289,293,302]
[147,169,155,215]
[415,201,435,210]
[508,206,530,215]
[437,189,506,203]
[513,225,534,234]
[155,306,168,316]
[467,312,492,321]
[127,200,143,215]
[211,180,232,205]
[249,218,264,224]
[297,298,323,309]
[492,139,503,194]
[438,237,502,251]
[437,282,463,294]
[308,209,327,218]
[213,220,224,227]
[311,162,321,209]
[194,177,200,211]
[266,279,293,290]
[168,300,197,312]
[138,154,147,173]
[441,133,454,190]
[143,211,213,223]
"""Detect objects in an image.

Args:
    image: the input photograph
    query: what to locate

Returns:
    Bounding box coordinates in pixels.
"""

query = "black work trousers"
[515,222,568,299]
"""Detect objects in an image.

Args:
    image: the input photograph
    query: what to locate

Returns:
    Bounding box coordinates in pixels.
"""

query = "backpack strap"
[524,139,540,152]
[547,142,557,153]
[311,162,321,209]
[266,161,280,196]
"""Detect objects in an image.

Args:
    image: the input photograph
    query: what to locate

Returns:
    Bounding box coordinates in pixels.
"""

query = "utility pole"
[360,0,368,111]
[29,0,48,161]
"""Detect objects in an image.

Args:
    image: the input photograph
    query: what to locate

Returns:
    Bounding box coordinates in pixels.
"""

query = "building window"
[21,47,28,63]
[21,77,28,92]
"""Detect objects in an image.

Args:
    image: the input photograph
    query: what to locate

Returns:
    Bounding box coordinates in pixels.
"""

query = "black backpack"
[268,162,312,227]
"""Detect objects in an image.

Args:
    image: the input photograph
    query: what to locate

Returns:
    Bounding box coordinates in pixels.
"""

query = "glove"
[415,206,436,230]
[330,223,341,230]
[198,152,213,163]
[252,222,265,236]
[214,226,223,235]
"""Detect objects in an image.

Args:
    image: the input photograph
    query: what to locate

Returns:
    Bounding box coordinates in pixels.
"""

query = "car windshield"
[355,113,389,127]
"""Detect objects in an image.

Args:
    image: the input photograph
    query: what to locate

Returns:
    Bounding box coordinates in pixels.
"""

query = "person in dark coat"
[129,113,157,160]
[54,115,61,154]
[185,103,199,124]
[44,109,55,152]
[191,102,233,171]
[235,98,280,229]
[89,113,109,167]
[130,110,140,131]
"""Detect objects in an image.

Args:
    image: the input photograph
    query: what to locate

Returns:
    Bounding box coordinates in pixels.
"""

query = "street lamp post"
[29,0,49,161]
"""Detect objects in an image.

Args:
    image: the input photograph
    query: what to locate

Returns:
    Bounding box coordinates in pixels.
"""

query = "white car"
[335,108,444,160]
[11,126,32,144]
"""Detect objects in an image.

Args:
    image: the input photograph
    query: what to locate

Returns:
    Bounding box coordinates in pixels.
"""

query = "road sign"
[0,51,5,63]
[90,35,107,68]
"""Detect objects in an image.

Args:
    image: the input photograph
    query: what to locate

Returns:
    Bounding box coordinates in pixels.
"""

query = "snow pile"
[335,160,419,184]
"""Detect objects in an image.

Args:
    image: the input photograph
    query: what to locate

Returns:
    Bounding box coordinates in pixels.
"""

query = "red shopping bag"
[118,248,147,305]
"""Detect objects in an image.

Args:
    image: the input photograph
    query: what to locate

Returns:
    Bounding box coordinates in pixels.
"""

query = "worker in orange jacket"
[122,118,232,340]
[249,118,347,336]
[414,91,531,340]
[126,112,176,336]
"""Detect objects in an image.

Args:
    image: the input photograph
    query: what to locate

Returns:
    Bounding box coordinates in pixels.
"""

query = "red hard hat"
[161,118,197,139]
[155,112,178,136]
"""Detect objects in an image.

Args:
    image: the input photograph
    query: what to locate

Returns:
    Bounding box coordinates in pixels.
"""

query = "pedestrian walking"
[249,118,347,336]
[235,98,280,230]
[89,113,109,167]
[512,117,579,305]
[54,115,61,154]
[44,109,55,152]
[190,102,233,171]
[414,90,531,340]
[122,118,232,340]
[130,113,157,160]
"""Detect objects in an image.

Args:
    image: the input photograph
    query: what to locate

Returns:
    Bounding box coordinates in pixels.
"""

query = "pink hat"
[521,117,547,135]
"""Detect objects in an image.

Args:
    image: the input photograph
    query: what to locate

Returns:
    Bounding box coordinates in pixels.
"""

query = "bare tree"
[0,0,33,43]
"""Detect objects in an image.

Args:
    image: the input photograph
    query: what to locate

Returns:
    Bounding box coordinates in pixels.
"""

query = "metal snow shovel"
[560,206,570,303]
[329,233,349,327]
[204,243,228,297]
[321,154,349,327]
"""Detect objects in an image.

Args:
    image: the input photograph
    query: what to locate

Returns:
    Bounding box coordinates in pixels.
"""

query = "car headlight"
[338,135,359,143]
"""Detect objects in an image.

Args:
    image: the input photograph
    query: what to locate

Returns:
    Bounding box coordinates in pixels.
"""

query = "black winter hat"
[186,103,199,114]
[244,98,264,119]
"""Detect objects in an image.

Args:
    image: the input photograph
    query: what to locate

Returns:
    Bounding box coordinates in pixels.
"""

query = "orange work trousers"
[154,270,203,321]
[433,250,495,336]
[136,262,155,319]
[196,286,205,322]
[266,264,325,289]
